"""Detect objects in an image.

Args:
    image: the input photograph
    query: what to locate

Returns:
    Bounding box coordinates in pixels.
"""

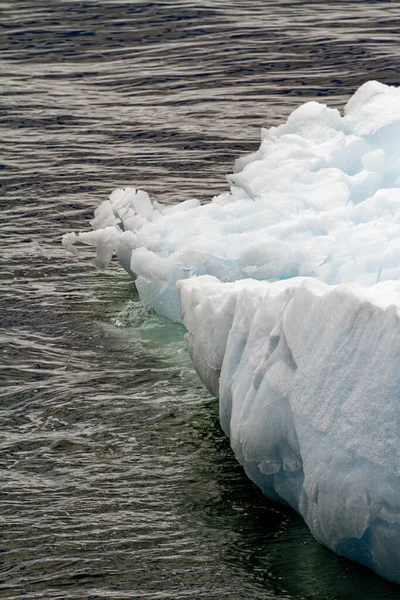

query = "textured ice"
[178,275,400,583]
[64,81,400,322]
[64,81,400,582]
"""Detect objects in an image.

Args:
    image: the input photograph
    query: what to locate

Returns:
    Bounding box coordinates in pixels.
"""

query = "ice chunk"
[64,82,400,321]
[178,275,400,584]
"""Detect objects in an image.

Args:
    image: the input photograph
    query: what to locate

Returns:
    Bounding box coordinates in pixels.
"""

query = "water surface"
[2,1,400,598]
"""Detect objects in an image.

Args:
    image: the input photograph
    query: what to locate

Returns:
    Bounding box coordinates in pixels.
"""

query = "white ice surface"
[64,81,400,582]
[64,81,400,322]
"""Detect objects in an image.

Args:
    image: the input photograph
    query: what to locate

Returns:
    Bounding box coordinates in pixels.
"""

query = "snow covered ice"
[64,81,400,583]
[64,80,400,322]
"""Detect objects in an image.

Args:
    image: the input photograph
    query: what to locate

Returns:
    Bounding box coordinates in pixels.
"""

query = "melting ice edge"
[64,81,400,584]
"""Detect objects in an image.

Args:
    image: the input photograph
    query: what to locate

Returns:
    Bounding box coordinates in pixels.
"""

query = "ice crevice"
[64,81,400,583]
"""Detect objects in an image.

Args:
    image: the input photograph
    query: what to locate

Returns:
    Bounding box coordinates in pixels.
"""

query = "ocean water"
[2,1,400,598]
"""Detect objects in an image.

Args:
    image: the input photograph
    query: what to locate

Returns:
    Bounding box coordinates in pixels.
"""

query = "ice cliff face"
[178,275,400,584]
[64,81,400,583]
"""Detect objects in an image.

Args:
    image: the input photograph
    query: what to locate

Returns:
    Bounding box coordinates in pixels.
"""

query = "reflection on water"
[2,0,400,598]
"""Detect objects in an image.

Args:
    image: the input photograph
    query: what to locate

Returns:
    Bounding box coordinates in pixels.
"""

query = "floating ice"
[64,81,400,582]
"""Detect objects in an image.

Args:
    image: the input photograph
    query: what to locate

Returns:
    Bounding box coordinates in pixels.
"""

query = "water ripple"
[2,1,400,598]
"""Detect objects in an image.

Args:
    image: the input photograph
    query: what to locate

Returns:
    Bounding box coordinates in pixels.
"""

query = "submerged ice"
[64,81,400,582]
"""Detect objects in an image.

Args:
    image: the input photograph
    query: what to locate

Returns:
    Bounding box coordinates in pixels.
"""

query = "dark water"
[2,1,400,598]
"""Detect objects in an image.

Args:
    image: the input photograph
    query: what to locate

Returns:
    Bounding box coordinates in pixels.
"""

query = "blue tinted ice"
[64,81,400,582]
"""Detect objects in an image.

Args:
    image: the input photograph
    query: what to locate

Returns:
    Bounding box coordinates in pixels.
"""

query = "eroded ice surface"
[178,275,400,584]
[64,81,400,582]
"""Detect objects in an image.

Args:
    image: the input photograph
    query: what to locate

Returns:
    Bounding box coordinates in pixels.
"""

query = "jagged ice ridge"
[64,81,400,583]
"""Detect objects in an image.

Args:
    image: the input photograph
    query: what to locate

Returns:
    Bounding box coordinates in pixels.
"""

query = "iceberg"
[64,81,400,582]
